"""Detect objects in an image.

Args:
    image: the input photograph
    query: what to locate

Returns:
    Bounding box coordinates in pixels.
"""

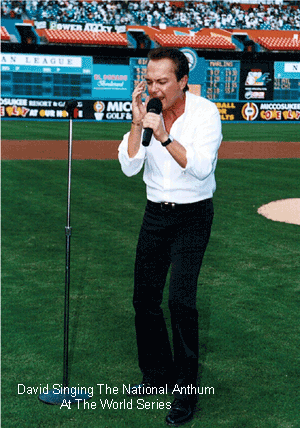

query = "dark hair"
[147,47,189,92]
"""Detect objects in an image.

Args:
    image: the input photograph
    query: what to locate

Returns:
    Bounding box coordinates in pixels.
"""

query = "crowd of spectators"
[2,0,300,31]
[1,0,26,19]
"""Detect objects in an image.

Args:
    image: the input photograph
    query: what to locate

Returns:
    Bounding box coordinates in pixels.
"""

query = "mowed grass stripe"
[2,120,300,142]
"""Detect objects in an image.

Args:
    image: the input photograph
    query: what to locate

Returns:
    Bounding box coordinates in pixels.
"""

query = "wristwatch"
[161,135,174,147]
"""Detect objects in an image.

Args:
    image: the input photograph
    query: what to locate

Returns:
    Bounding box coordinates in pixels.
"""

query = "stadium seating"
[153,33,236,50]
[43,29,127,46]
[257,36,300,51]
[1,26,11,41]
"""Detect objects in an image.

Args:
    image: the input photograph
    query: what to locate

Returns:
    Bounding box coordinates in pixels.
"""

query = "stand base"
[39,389,92,405]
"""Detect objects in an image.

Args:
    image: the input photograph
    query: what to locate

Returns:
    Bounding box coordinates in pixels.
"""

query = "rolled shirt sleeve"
[183,101,222,181]
[118,131,146,177]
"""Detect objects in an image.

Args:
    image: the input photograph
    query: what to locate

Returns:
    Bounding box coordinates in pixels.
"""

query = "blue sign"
[180,48,206,84]
[274,62,300,79]
[92,64,131,100]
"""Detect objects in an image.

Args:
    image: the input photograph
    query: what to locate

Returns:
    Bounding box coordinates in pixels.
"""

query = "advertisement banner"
[239,62,274,101]
[0,97,132,121]
[92,64,131,100]
[89,100,132,121]
[1,98,299,122]
[34,20,126,33]
[215,101,300,122]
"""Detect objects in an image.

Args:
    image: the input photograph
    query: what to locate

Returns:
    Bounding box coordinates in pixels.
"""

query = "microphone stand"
[39,100,92,405]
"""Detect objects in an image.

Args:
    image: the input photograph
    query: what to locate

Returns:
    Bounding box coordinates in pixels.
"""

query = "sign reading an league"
[1,53,92,74]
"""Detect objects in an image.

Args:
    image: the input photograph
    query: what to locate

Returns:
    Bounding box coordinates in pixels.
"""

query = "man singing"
[118,47,222,426]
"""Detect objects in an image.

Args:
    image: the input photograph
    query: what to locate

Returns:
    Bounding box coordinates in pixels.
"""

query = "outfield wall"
[1,50,300,123]
[2,98,300,123]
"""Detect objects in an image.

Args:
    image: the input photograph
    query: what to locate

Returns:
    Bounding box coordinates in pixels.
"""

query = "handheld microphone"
[142,98,163,147]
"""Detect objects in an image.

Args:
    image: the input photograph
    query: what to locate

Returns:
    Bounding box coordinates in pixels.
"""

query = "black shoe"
[166,398,194,426]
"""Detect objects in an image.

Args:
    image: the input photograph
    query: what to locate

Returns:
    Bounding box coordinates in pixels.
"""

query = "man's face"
[145,58,187,111]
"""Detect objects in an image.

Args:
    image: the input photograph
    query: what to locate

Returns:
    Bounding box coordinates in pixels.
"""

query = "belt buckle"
[161,202,176,211]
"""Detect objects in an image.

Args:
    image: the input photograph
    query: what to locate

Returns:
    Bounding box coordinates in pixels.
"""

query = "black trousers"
[133,198,214,398]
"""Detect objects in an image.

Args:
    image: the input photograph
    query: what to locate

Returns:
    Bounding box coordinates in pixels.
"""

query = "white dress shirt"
[118,91,222,204]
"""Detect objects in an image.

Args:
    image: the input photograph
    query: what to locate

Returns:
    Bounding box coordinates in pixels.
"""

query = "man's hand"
[128,82,149,158]
[132,82,149,124]
[142,112,168,144]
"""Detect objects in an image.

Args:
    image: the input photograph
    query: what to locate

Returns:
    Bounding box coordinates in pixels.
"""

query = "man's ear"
[180,75,188,91]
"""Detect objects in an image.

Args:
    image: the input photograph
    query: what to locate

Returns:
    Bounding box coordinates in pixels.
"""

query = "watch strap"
[161,135,173,147]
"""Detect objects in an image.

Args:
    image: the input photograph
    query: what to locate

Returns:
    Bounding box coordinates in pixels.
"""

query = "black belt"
[147,199,211,212]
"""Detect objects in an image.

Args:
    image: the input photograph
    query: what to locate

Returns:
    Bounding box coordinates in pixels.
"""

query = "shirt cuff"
[118,133,146,176]
[119,139,146,162]
[184,145,195,172]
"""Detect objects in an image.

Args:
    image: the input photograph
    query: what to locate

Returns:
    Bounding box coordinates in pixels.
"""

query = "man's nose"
[150,82,159,94]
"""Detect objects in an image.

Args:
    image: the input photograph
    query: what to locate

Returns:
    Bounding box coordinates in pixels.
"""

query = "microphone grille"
[147,98,162,114]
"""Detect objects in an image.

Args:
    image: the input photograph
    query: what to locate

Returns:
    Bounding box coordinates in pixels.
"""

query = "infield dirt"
[2,139,300,160]
[2,139,299,224]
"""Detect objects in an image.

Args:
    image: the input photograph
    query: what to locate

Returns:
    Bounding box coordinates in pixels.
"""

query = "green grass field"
[2,120,300,142]
[2,120,300,428]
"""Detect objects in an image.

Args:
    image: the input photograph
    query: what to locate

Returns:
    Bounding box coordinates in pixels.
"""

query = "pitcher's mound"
[258,199,300,225]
